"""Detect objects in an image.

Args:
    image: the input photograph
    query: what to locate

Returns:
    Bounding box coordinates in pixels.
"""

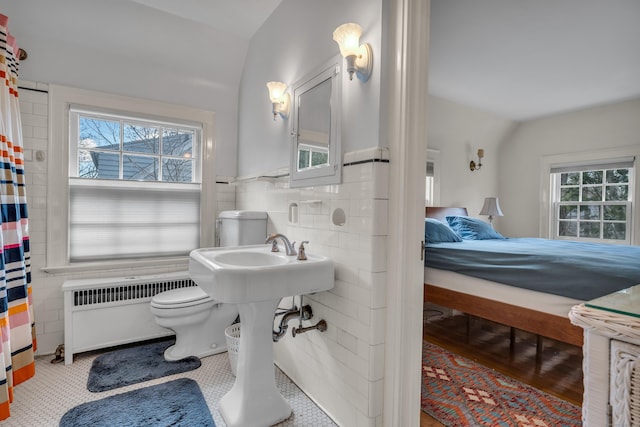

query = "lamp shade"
[332,23,362,57]
[266,81,287,103]
[479,197,504,217]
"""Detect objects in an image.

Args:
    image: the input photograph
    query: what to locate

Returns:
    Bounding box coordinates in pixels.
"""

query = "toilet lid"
[150,286,214,309]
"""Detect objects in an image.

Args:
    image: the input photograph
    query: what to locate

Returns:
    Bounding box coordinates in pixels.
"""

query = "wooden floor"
[420,308,584,426]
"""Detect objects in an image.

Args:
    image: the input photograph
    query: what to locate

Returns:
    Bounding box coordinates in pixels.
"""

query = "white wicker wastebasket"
[225,323,241,376]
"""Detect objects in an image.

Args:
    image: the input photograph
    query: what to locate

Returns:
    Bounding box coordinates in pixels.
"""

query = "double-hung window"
[68,108,202,262]
[551,158,634,244]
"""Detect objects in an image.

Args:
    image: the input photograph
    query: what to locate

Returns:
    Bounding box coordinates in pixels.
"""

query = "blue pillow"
[425,218,463,243]
[445,215,506,240]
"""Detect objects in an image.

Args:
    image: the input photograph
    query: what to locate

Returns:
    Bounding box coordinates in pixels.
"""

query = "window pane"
[582,170,603,185]
[78,150,98,178]
[311,151,329,167]
[582,186,602,201]
[162,129,193,157]
[559,205,577,219]
[123,155,158,180]
[603,222,626,240]
[606,169,629,184]
[561,172,580,185]
[80,117,120,150]
[560,187,579,201]
[298,149,310,170]
[580,205,600,220]
[124,124,159,154]
[604,205,626,221]
[558,221,577,237]
[162,159,193,182]
[605,185,628,201]
[579,222,600,238]
[79,151,119,179]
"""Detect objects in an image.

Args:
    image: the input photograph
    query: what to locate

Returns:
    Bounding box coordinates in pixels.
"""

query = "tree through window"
[553,161,633,243]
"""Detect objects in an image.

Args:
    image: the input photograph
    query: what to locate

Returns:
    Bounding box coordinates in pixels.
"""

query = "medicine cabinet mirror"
[290,58,342,188]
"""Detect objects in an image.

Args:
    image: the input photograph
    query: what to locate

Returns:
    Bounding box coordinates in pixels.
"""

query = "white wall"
[427,95,518,228]
[499,98,640,238]
[18,81,237,355]
[3,0,243,177]
[237,0,383,176]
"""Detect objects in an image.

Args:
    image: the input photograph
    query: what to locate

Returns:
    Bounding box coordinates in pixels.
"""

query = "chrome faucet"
[265,233,297,256]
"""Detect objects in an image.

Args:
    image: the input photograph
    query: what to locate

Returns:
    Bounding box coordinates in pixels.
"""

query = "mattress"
[425,238,640,300]
[424,267,582,318]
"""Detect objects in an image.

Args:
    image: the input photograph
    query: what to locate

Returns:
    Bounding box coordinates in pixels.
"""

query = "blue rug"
[87,339,201,392]
[60,378,215,427]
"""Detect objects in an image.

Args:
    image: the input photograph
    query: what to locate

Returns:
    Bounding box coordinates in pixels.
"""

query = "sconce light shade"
[333,23,373,82]
[479,197,504,224]
[470,148,484,171]
[266,81,290,120]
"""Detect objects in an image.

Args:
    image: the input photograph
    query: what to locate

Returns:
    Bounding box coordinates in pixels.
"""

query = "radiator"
[63,271,195,364]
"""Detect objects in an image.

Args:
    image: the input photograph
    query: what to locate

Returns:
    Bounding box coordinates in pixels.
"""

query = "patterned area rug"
[422,341,582,427]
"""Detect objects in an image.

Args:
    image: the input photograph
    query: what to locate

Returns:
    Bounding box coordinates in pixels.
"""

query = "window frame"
[425,148,441,207]
[69,108,202,183]
[540,148,638,245]
[46,85,216,272]
[551,167,633,244]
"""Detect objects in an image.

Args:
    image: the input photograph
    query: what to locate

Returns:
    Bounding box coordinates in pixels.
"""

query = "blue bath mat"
[87,338,201,392]
[60,378,215,427]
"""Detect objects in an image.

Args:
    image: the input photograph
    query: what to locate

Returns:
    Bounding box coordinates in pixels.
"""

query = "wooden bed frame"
[424,207,583,347]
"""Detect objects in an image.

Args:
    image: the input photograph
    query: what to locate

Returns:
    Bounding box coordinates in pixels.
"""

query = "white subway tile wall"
[235,151,388,426]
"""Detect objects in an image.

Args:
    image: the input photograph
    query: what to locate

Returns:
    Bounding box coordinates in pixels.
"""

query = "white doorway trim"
[383,0,430,426]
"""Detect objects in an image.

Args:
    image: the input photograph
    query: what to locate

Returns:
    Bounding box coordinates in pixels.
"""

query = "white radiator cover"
[63,271,195,364]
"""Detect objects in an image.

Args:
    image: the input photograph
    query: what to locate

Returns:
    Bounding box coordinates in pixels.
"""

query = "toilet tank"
[218,211,268,247]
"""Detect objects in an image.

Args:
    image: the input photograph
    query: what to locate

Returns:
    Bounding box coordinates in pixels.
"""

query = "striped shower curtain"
[0,13,36,421]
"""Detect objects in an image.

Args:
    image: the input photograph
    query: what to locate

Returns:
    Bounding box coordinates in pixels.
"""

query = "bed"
[423,207,640,347]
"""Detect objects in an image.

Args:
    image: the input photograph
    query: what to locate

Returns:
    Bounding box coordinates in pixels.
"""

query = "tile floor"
[7,346,337,426]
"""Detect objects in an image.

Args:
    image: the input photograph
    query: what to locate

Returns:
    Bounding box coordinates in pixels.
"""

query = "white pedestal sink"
[189,244,334,427]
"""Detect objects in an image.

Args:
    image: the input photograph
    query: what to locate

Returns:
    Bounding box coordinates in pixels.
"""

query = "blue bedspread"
[425,238,640,300]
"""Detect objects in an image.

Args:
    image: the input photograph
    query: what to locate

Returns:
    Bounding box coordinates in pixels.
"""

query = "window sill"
[41,256,189,275]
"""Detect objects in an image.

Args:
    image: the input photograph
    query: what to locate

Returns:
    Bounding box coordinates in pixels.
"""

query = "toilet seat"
[151,286,214,309]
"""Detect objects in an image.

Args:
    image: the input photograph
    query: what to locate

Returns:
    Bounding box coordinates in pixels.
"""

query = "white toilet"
[150,210,268,361]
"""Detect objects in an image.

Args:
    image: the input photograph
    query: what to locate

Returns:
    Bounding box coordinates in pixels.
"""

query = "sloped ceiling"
[4,0,638,122]
[126,0,282,38]
[429,0,640,121]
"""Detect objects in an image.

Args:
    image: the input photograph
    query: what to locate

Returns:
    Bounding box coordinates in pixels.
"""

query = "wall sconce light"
[266,81,290,120]
[479,197,504,225]
[332,23,373,82]
[469,148,484,171]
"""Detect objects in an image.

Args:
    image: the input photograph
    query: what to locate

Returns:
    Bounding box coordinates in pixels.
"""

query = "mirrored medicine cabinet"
[289,57,342,188]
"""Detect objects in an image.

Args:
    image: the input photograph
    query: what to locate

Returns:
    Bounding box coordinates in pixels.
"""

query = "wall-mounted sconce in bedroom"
[266,81,290,120]
[332,23,373,82]
[469,148,485,171]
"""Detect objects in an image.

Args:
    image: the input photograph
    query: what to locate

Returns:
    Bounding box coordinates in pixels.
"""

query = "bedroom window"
[426,149,441,207]
[552,159,634,244]
[68,107,202,261]
[425,160,435,206]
